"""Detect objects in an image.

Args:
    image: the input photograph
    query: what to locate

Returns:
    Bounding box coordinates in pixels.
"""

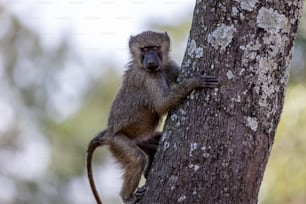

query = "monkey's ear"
[164,32,170,41]
[129,36,135,49]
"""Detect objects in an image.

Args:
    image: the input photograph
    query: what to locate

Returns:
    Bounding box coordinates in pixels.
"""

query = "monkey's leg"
[109,134,147,202]
[137,132,161,178]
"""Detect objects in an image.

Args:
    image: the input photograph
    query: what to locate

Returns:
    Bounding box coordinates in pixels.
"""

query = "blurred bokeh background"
[0,1,305,204]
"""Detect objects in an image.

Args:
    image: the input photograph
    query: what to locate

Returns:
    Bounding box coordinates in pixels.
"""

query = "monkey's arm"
[152,75,218,115]
[165,61,180,84]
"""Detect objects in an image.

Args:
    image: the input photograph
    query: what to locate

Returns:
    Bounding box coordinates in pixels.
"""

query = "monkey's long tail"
[86,130,107,204]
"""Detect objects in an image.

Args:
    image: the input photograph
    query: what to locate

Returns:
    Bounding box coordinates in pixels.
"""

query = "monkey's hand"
[200,75,219,88]
[188,74,219,89]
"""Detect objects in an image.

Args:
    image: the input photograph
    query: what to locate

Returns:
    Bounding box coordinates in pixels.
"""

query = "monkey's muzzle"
[143,51,161,72]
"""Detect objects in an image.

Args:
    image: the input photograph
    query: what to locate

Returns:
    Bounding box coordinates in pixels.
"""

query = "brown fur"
[86,31,218,204]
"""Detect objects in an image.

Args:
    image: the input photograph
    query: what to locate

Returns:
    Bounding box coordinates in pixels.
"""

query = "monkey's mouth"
[146,65,161,72]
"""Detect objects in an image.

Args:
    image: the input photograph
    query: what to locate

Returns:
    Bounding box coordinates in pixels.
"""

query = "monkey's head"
[129,31,170,72]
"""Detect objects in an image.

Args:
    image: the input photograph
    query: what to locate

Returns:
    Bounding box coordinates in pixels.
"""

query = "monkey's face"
[141,46,162,72]
[129,31,170,71]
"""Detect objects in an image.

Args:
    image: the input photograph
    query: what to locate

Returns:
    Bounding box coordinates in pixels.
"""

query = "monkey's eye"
[141,47,149,52]
[153,46,159,50]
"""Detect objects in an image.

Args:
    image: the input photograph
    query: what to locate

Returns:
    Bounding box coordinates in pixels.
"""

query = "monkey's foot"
[125,186,146,204]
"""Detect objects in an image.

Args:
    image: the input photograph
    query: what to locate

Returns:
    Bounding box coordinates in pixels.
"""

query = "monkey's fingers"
[201,75,219,88]
[126,186,146,204]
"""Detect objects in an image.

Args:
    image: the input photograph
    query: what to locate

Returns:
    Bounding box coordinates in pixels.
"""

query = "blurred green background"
[0,1,305,204]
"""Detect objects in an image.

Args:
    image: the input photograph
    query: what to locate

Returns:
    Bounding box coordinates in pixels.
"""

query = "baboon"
[86,31,218,204]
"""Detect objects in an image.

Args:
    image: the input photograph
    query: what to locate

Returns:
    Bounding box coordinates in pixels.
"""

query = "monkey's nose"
[147,62,160,71]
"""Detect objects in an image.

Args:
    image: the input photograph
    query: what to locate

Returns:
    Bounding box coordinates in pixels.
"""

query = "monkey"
[86,31,219,204]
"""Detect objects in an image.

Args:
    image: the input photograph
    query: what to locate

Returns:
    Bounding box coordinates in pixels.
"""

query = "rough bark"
[138,1,304,204]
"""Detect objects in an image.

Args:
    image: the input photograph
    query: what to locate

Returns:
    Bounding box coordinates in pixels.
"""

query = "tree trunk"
[139,1,304,204]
